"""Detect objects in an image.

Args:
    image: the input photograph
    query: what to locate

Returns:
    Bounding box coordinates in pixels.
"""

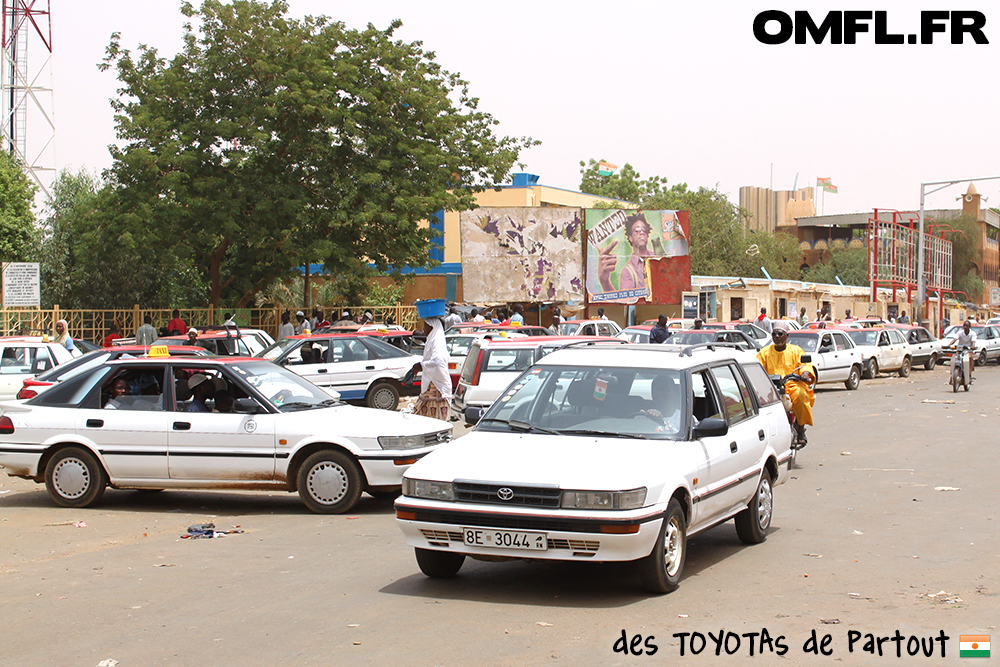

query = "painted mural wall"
[460,207,584,303]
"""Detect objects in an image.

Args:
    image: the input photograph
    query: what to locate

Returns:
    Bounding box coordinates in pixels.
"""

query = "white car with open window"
[395,342,793,593]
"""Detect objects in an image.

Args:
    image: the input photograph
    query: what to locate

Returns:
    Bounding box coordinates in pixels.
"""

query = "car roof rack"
[676,341,744,357]
[555,339,629,351]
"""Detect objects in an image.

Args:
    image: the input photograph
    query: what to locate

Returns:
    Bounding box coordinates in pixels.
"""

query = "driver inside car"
[756,327,815,446]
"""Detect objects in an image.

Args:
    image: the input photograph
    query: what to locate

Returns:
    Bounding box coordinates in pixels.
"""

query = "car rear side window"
[741,362,781,407]
[31,367,112,409]
[483,348,535,373]
[709,365,753,425]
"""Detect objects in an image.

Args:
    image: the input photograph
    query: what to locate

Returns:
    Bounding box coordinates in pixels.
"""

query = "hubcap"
[663,515,684,577]
[371,387,396,410]
[52,457,90,499]
[306,462,348,505]
[757,478,773,529]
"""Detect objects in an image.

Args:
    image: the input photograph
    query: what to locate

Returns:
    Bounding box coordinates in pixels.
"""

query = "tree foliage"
[101,0,534,307]
[939,213,985,301]
[579,159,801,280]
[800,247,869,286]
[0,151,39,264]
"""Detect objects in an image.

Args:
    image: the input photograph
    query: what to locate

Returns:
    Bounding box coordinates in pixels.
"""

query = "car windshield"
[786,334,817,352]
[234,361,339,411]
[846,330,879,346]
[445,335,478,357]
[258,337,300,360]
[478,365,686,439]
[34,350,111,382]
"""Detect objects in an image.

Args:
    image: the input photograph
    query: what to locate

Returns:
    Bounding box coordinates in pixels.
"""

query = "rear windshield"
[482,348,536,373]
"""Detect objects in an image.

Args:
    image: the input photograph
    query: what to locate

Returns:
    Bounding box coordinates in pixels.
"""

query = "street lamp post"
[916,176,1000,324]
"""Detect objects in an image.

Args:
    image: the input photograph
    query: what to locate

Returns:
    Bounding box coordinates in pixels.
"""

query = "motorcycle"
[951,345,972,392]
[769,354,814,467]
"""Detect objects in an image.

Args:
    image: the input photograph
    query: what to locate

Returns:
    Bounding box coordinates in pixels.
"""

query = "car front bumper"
[395,497,664,562]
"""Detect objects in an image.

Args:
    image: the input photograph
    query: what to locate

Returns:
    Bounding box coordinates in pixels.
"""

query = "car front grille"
[454,480,561,508]
[423,430,452,446]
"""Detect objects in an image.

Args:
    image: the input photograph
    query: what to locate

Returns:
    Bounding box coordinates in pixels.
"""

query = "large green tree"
[939,213,985,301]
[801,246,869,286]
[101,0,533,307]
[579,159,801,279]
[0,151,39,264]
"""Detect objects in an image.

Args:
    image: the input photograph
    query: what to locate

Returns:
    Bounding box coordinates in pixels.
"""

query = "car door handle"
[173,422,191,431]
[730,441,738,453]
[758,429,765,441]
[86,419,103,428]
[366,365,375,370]
[317,368,327,373]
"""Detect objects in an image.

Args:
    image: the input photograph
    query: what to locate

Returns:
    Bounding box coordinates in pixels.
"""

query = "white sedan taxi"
[0,357,451,513]
[396,342,793,593]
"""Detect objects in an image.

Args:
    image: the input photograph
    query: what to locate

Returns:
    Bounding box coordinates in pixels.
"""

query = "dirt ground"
[1,363,997,666]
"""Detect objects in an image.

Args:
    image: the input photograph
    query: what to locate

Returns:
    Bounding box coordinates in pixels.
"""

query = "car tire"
[977,349,987,367]
[735,472,773,544]
[44,447,107,508]
[415,547,465,578]
[366,381,400,411]
[865,358,879,379]
[844,364,861,390]
[639,498,686,594]
[898,357,911,378]
[924,353,937,370]
[297,450,363,514]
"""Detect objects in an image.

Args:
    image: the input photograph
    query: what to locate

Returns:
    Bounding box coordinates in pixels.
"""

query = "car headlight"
[402,478,455,501]
[561,487,647,510]
[378,434,425,450]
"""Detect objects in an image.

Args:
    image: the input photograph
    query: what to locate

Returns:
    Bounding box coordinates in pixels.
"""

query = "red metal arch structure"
[868,209,953,310]
[2,0,53,195]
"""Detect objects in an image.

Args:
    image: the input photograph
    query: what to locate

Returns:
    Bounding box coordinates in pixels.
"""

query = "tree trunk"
[208,237,231,308]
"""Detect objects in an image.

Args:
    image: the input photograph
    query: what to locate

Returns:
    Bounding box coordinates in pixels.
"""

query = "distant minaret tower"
[961,183,981,219]
[1,0,54,197]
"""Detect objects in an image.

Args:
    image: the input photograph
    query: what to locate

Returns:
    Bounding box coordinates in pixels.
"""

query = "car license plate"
[462,527,547,551]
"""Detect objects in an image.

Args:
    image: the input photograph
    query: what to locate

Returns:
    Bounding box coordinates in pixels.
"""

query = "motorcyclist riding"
[955,320,977,383]
[757,326,816,446]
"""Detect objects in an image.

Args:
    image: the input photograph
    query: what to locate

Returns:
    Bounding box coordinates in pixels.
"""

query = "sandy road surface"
[1,363,997,666]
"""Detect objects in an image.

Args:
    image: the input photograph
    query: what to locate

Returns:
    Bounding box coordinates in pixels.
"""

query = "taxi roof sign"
[148,345,170,358]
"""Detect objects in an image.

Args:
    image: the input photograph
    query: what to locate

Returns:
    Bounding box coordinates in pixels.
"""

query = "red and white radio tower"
[2,0,54,197]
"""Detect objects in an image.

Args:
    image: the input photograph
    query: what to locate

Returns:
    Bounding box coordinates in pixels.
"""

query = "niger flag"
[960,635,990,657]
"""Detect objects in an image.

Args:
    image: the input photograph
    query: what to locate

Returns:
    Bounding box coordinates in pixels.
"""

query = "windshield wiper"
[508,419,560,435]
[278,401,316,411]
[319,398,342,406]
[556,428,646,439]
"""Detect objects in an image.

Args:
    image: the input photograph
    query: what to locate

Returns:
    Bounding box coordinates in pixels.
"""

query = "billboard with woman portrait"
[585,210,689,303]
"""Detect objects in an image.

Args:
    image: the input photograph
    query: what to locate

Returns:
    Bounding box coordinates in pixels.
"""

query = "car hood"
[308,403,448,437]
[406,430,692,490]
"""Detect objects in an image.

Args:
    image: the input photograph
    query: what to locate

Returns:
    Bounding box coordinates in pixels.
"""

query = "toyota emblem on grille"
[436,431,451,443]
[497,487,515,501]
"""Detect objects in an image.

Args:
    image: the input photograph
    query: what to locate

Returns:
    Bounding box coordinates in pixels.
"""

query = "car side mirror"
[234,398,260,414]
[799,354,812,363]
[693,417,728,438]
[464,406,484,425]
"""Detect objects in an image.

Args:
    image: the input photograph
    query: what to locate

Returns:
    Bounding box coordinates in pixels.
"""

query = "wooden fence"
[0,305,419,342]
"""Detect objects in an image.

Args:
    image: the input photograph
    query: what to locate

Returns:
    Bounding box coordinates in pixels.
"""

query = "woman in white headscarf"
[54,319,76,353]
[409,317,452,420]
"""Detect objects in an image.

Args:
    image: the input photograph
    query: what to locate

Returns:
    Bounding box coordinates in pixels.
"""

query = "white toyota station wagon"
[395,342,794,593]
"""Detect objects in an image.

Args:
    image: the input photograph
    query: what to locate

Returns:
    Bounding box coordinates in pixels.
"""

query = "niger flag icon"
[960,635,990,658]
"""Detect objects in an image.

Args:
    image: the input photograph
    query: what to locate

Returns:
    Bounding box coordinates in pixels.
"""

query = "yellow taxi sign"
[148,345,170,358]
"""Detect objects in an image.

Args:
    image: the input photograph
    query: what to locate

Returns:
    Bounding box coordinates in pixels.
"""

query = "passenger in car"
[642,375,685,431]
[104,377,131,409]
[186,374,213,412]
[215,390,235,413]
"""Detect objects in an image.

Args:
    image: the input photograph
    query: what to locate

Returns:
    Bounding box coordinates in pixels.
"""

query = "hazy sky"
[40,0,1000,215]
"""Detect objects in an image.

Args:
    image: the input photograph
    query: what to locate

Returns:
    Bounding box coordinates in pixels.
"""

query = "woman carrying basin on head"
[408,317,453,421]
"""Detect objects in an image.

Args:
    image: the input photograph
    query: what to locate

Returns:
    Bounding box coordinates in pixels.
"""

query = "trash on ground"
[73,520,87,528]
[840,451,851,456]
[920,399,955,404]
[803,553,823,558]
[934,486,961,491]
[820,619,840,624]
[537,622,554,627]
[180,523,244,539]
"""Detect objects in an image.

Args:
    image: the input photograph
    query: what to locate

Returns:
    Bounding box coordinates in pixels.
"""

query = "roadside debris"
[934,486,961,491]
[920,399,955,404]
[819,619,840,624]
[180,523,244,539]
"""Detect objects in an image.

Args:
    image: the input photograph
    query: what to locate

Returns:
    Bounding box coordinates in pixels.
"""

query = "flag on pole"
[817,177,838,194]
[598,161,617,177]
[960,635,990,657]
[823,184,838,194]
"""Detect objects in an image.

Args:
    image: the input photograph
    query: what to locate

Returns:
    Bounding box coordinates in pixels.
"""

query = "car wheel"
[898,357,911,377]
[44,447,107,508]
[924,353,937,370]
[366,381,400,410]
[297,450,362,514]
[977,349,987,367]
[735,472,773,544]
[639,498,686,594]
[844,364,861,390]
[865,358,879,379]
[415,547,465,578]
